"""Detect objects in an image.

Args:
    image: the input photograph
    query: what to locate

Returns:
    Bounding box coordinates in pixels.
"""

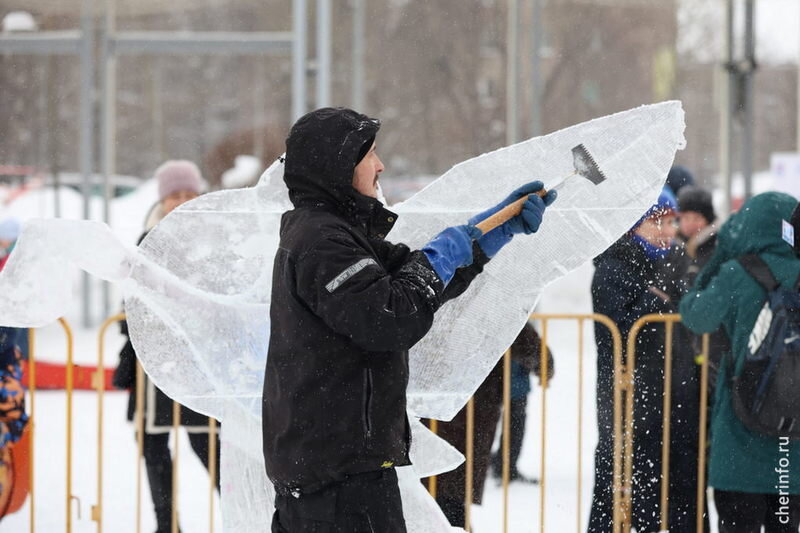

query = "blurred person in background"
[0,322,29,521]
[680,192,800,532]
[648,183,720,532]
[112,160,220,533]
[433,322,553,528]
[489,322,554,484]
[665,165,695,199]
[0,328,26,453]
[0,218,20,272]
[0,217,30,521]
[675,185,719,284]
[589,187,703,532]
[661,184,727,391]
[0,218,27,359]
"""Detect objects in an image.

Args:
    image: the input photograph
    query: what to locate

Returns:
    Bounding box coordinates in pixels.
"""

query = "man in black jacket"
[263,107,556,532]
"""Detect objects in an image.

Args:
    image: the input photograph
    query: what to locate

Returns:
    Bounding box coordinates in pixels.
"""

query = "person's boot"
[153,506,182,533]
[509,469,539,484]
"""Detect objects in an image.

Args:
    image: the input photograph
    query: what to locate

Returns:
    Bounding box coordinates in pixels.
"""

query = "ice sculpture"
[0,101,685,532]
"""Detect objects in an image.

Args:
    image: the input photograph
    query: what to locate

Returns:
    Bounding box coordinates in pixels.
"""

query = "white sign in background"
[771,152,800,199]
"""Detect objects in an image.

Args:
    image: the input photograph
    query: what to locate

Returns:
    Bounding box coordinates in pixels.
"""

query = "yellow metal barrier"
[626,313,711,533]
[96,313,219,533]
[135,358,145,533]
[171,399,181,533]
[27,327,35,533]
[529,313,625,533]
[24,318,75,533]
[209,417,218,532]
[464,397,474,531]
[61,317,75,533]
[95,313,126,532]
[427,419,438,498]
[19,311,718,532]
[426,313,624,533]
[697,333,710,533]
[501,347,511,532]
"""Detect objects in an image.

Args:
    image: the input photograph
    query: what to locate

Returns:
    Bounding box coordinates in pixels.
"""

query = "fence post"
[95,313,125,532]
[528,313,624,532]
[696,333,710,533]
[464,397,474,531]
[58,318,75,533]
[501,348,511,533]
[659,319,677,531]
[209,418,218,533]
[626,313,710,533]
[26,328,36,533]
[539,319,549,532]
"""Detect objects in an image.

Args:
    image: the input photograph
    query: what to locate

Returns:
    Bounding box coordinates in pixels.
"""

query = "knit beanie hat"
[0,217,21,241]
[155,160,204,201]
[632,186,677,230]
[666,165,695,196]
[677,185,716,223]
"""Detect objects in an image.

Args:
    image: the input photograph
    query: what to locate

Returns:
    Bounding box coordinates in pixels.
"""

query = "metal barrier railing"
[25,318,75,533]
[27,327,35,532]
[427,313,625,533]
[95,312,126,532]
[96,313,218,533]
[626,314,710,533]
[16,312,709,532]
[530,313,626,533]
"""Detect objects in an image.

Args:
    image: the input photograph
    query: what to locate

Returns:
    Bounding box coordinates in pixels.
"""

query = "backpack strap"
[738,254,780,292]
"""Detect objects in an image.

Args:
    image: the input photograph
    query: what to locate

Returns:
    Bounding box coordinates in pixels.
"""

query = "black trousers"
[272,469,406,533]
[491,395,528,476]
[141,431,221,532]
[715,490,800,533]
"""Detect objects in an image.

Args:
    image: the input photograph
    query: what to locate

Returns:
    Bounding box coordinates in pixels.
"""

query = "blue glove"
[469,181,557,257]
[421,225,482,286]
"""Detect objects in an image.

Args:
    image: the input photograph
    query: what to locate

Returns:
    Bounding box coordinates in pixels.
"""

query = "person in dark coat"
[262,107,557,532]
[588,187,703,533]
[665,165,695,198]
[432,323,553,527]
[650,184,720,533]
[661,185,726,389]
[113,160,220,533]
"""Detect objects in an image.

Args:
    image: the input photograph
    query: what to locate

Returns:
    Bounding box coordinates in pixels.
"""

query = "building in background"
[0,0,796,195]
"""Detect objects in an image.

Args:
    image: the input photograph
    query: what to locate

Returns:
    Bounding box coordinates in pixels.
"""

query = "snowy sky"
[678,0,799,64]
[758,0,799,63]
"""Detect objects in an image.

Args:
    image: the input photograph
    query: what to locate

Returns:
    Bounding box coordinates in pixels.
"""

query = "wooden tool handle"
[474,189,547,235]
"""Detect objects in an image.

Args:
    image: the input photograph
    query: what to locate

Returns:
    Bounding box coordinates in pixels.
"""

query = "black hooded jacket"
[262,108,489,493]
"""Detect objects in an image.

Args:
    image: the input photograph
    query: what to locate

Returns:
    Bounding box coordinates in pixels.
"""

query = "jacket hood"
[716,192,797,260]
[284,107,381,216]
[695,192,798,289]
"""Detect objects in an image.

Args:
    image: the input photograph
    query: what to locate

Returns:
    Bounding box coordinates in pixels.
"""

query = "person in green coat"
[680,192,800,532]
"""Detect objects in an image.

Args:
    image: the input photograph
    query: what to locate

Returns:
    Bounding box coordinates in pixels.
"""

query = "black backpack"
[729,254,800,439]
